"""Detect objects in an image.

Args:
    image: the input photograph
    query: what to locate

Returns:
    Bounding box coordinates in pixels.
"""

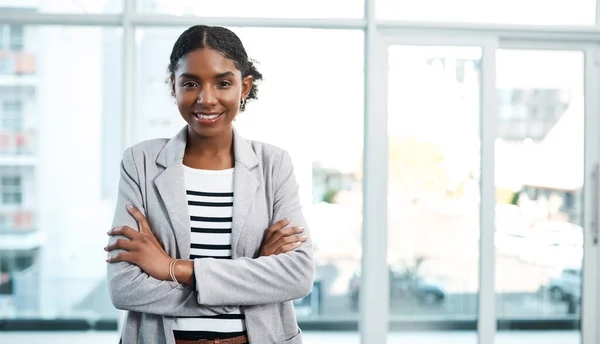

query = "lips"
[193,111,224,124]
[194,112,222,119]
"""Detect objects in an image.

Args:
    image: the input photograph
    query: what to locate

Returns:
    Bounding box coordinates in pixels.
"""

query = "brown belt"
[175,335,248,344]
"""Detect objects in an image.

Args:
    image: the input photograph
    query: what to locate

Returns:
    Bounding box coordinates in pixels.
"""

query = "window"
[0,57,12,74]
[377,0,596,25]
[495,50,584,339]
[0,249,38,314]
[0,271,12,295]
[2,101,23,131]
[498,88,572,141]
[8,25,24,51]
[137,0,363,18]
[0,26,122,321]
[15,0,123,14]
[0,25,25,51]
[386,46,481,338]
[1,176,22,205]
[1,1,599,341]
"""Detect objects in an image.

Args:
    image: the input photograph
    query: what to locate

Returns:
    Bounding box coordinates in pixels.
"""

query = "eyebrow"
[179,71,235,80]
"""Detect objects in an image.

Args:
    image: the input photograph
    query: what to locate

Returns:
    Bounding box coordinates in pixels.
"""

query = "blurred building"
[0,0,121,319]
[0,4,41,317]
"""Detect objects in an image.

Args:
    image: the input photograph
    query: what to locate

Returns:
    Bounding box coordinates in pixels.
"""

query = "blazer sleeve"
[193,150,316,306]
[107,147,236,316]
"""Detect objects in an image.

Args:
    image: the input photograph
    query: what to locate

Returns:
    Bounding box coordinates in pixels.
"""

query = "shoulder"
[121,138,169,165]
[245,139,299,194]
[243,139,296,190]
[246,139,292,170]
[129,138,169,156]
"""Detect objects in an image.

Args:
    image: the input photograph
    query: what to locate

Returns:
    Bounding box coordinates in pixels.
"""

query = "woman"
[105,25,314,344]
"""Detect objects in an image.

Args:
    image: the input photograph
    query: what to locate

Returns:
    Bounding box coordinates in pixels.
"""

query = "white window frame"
[0,0,599,343]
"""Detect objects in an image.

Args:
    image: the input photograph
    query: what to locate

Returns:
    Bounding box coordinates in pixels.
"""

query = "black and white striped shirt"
[173,165,246,341]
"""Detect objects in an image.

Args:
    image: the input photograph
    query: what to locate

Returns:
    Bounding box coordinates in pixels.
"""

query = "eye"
[217,81,232,88]
[182,81,198,88]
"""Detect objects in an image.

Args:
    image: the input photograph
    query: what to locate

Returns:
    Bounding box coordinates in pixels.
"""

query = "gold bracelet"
[169,259,179,284]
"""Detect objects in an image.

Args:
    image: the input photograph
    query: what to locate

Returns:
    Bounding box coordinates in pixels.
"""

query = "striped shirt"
[173,164,247,341]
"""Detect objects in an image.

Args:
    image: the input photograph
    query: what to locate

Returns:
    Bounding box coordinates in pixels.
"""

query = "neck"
[185,126,234,157]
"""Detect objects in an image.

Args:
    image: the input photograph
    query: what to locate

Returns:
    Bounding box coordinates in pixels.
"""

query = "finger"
[263,219,289,245]
[274,241,303,255]
[127,206,161,250]
[263,225,299,251]
[127,205,150,234]
[279,226,304,237]
[106,251,133,263]
[105,238,135,252]
[268,226,304,247]
[267,218,291,235]
[272,233,308,251]
[108,226,139,240]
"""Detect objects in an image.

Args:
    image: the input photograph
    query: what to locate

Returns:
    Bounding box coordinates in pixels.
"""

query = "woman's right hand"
[259,218,308,256]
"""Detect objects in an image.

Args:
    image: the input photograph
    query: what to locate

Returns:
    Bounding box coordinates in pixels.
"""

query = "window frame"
[0,1,599,342]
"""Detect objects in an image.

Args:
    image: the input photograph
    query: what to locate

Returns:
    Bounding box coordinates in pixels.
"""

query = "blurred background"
[1,0,600,343]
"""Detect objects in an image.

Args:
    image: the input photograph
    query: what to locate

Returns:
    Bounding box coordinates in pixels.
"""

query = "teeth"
[196,113,221,120]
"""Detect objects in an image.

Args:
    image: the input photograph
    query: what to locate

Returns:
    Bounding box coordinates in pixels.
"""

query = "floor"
[0,331,580,344]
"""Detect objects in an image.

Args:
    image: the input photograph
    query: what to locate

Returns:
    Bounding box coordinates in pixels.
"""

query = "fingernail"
[103,246,107,251]
[300,235,308,240]
[298,227,305,231]
[127,205,133,210]
[107,230,111,235]
[294,242,302,246]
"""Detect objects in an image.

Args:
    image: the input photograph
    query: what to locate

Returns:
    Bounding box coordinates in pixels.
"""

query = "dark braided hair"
[168,25,263,111]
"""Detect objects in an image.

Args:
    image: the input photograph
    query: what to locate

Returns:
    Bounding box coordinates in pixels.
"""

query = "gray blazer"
[107,126,315,344]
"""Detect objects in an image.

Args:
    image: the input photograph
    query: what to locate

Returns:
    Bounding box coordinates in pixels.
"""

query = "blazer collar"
[156,125,259,170]
[153,125,260,259]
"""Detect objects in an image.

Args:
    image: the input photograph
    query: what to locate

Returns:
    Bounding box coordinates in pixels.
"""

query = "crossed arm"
[105,148,315,316]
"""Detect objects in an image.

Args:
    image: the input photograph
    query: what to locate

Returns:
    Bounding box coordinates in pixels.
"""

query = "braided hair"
[168,25,263,111]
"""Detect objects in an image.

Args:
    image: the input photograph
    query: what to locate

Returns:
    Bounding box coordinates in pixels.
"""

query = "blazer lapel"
[154,163,190,259]
[231,128,260,257]
[154,127,190,259]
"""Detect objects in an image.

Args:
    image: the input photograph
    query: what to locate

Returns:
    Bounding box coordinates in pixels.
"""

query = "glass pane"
[135,27,364,321]
[495,50,583,339]
[136,0,363,18]
[0,26,122,321]
[1,0,123,14]
[8,25,24,52]
[377,0,596,25]
[386,45,480,342]
[2,100,23,131]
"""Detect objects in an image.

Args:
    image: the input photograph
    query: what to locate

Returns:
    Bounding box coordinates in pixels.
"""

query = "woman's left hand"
[106,205,173,281]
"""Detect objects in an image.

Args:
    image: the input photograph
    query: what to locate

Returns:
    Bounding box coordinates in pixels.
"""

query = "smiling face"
[170,48,253,138]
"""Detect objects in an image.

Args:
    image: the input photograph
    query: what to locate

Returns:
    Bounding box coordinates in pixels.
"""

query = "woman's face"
[171,48,253,138]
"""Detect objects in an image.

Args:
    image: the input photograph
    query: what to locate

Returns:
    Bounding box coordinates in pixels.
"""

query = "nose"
[196,86,217,106]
